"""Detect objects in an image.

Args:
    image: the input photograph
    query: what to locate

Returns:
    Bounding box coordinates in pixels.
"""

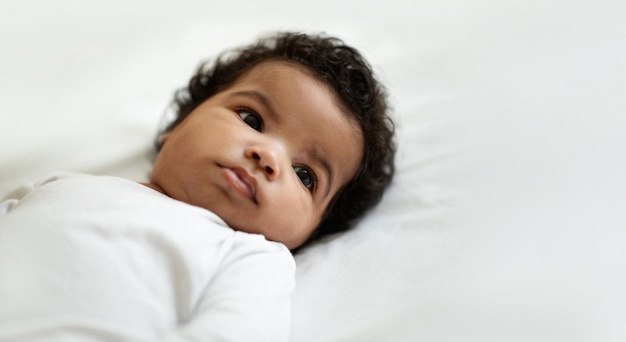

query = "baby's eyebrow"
[231,90,279,120]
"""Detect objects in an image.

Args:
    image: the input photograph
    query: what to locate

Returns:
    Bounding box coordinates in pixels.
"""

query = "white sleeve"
[163,238,295,342]
[0,182,35,218]
[0,174,66,218]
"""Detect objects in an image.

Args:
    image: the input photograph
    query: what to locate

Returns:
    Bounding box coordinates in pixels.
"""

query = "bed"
[1,0,625,340]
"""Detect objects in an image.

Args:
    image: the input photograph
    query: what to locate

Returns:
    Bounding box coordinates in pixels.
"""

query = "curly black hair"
[158,31,396,250]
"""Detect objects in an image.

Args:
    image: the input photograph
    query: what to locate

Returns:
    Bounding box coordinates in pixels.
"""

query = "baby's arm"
[163,237,295,342]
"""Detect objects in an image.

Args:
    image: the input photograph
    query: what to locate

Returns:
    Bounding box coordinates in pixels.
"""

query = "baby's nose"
[245,144,282,180]
[251,152,276,176]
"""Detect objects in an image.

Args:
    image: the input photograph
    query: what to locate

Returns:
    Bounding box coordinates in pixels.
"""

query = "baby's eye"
[237,108,263,131]
[294,166,316,190]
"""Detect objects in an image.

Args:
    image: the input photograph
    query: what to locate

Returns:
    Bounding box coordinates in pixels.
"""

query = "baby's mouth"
[221,166,258,203]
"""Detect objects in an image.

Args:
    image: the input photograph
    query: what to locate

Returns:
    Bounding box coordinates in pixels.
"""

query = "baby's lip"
[222,166,258,203]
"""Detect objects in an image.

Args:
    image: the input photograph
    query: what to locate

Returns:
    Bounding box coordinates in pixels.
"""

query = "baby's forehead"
[231,60,359,126]
[236,60,320,86]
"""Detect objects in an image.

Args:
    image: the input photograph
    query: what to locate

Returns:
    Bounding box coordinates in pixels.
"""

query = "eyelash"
[236,107,263,131]
[235,107,318,193]
[294,165,317,192]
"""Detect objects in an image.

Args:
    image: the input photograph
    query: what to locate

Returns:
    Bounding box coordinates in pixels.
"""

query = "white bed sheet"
[1,1,625,341]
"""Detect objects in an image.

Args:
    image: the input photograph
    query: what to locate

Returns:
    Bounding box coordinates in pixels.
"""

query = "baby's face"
[148,61,363,249]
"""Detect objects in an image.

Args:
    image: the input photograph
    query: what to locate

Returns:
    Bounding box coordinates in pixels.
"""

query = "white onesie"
[0,173,295,341]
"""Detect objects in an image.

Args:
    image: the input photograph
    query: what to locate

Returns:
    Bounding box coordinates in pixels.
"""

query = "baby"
[0,32,395,341]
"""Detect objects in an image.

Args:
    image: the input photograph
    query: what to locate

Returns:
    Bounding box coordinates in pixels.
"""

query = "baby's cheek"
[287,214,320,248]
